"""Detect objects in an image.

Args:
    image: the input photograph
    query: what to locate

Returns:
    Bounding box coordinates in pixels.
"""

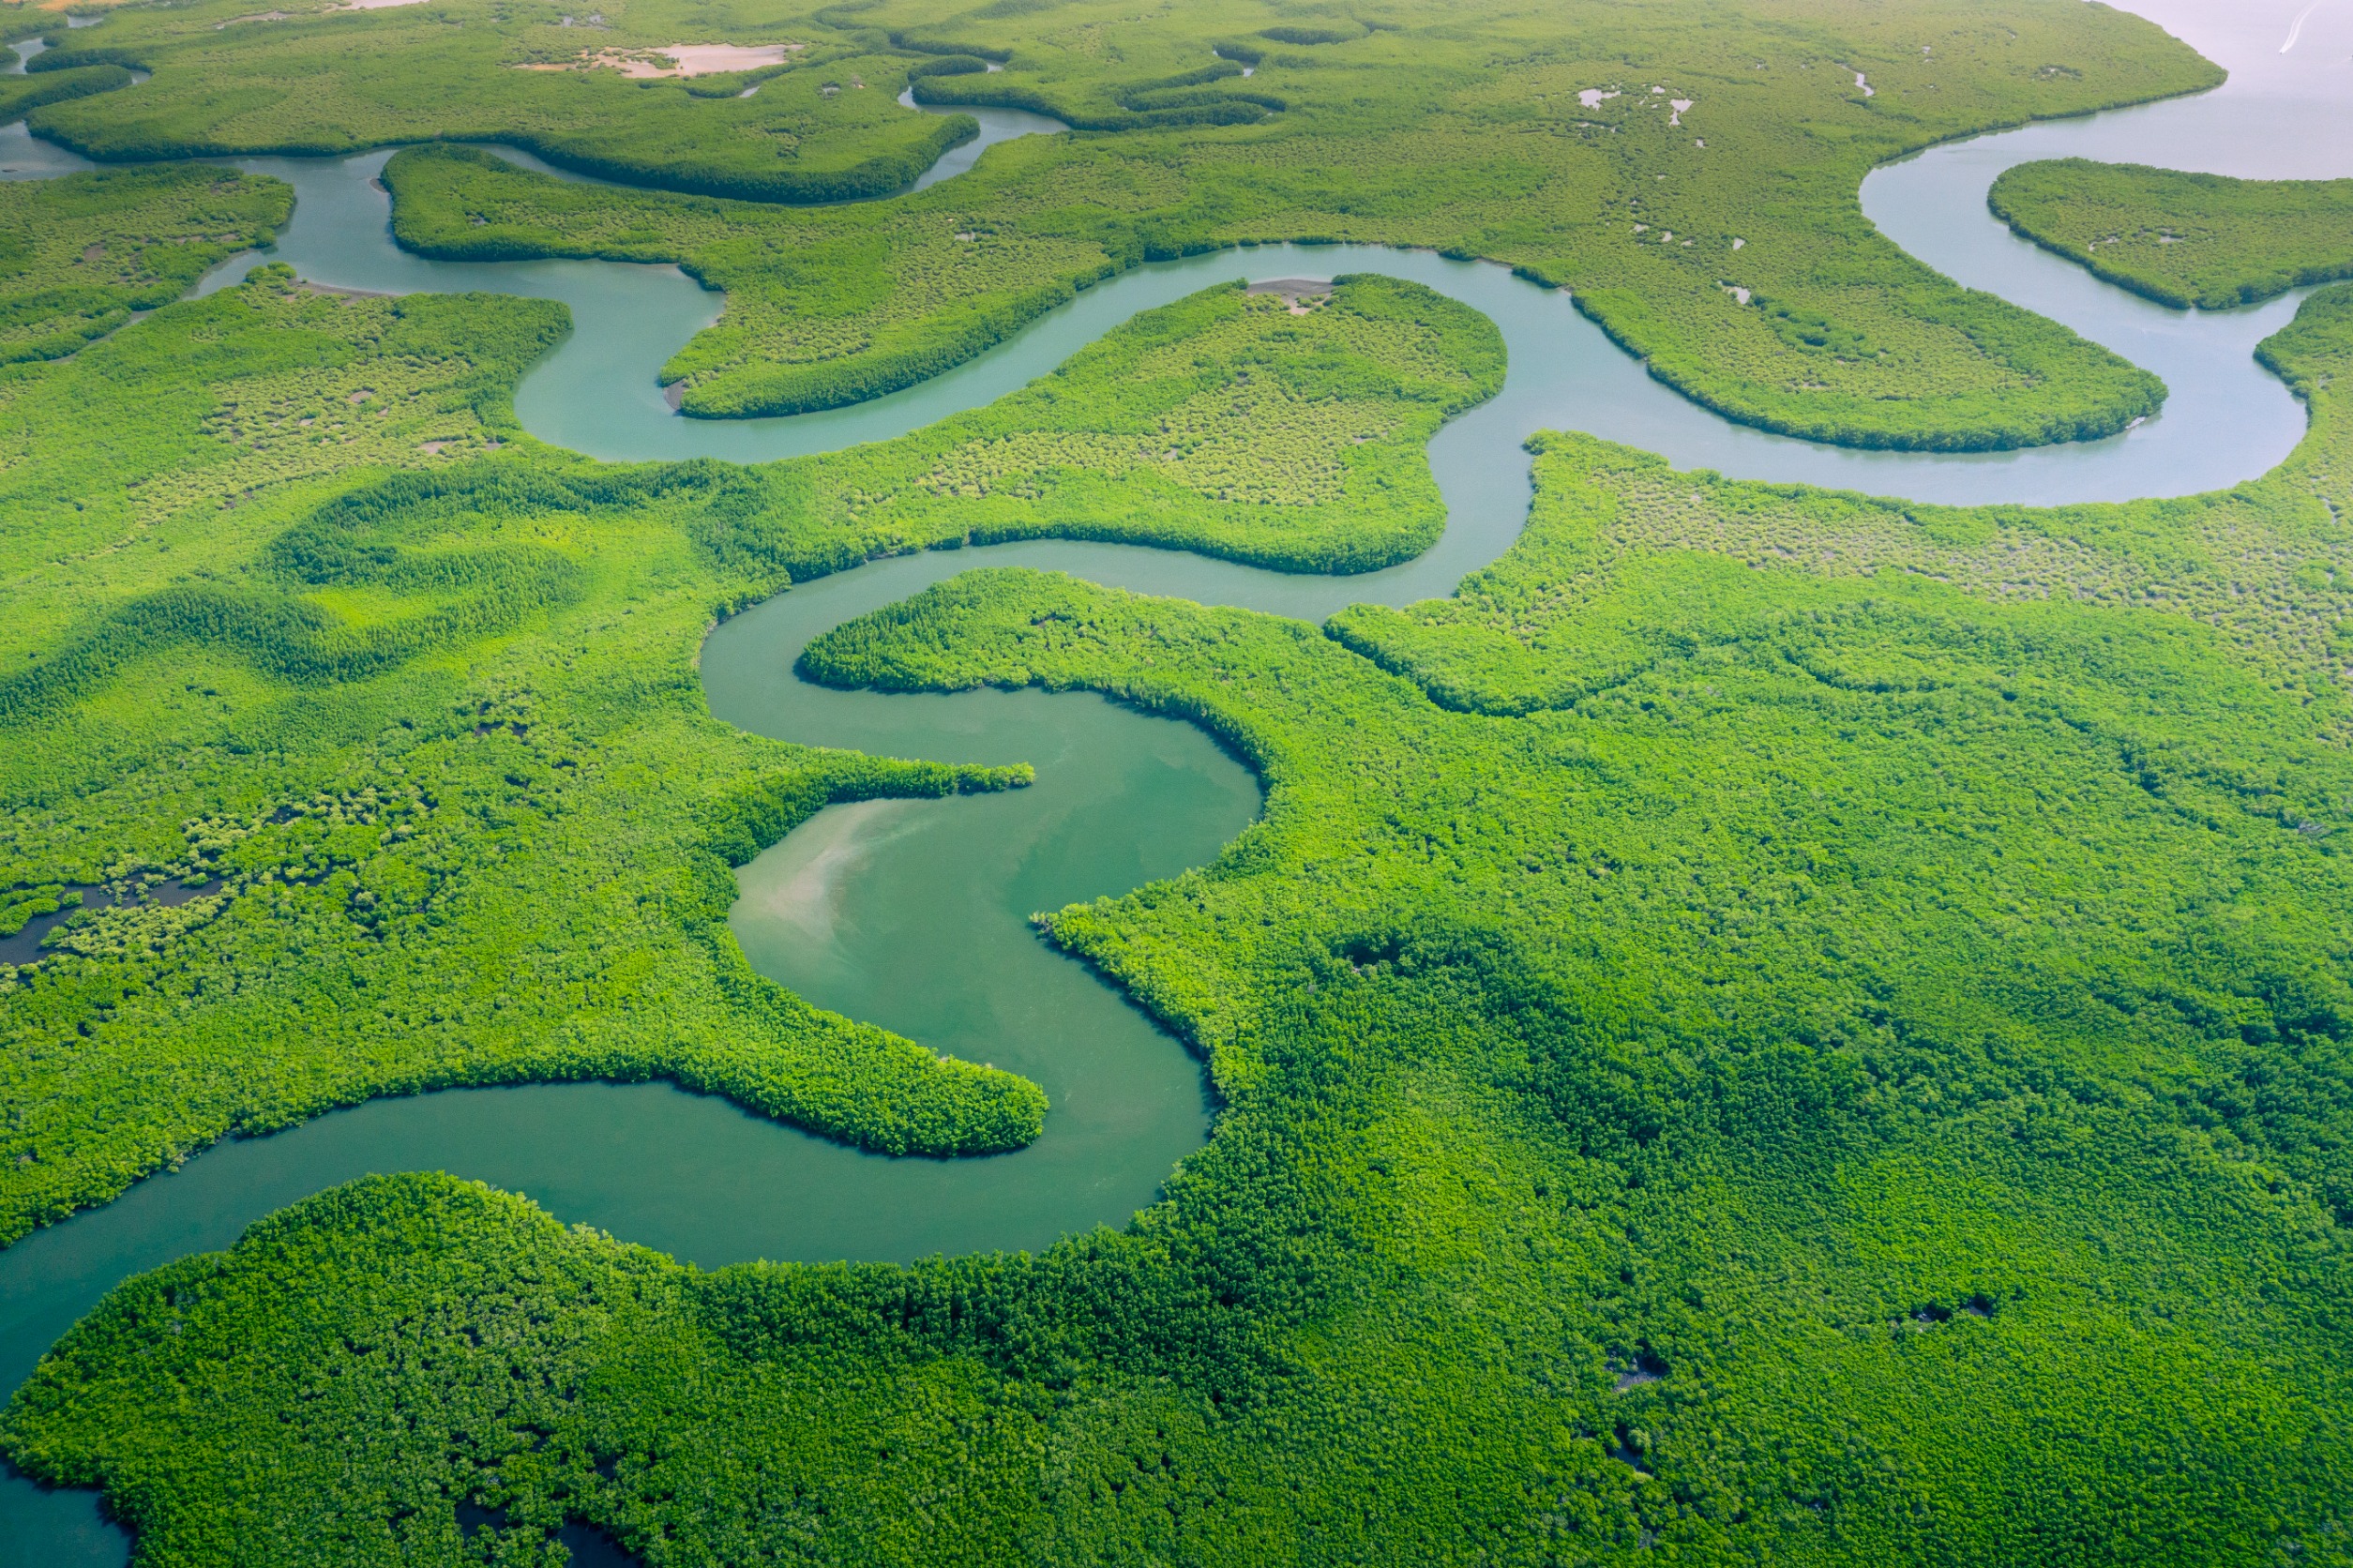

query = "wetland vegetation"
[0,0,2349,1563]
[0,164,287,364]
[1992,155,2353,309]
[0,263,1500,1244]
[23,0,2217,445]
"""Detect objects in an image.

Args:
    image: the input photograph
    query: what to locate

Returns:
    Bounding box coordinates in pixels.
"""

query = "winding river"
[3,1,2351,1558]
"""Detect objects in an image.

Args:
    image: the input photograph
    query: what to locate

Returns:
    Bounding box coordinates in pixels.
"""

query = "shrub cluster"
[0,164,289,364]
[8,7,2352,1563]
[25,0,2224,447]
[1992,156,2353,309]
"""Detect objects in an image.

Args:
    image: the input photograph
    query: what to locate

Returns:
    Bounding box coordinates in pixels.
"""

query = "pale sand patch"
[734,799,915,952]
[1577,87,1619,109]
[1247,278,1332,314]
[520,42,802,78]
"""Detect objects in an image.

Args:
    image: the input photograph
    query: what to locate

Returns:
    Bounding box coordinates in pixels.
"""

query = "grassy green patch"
[0,263,1504,1242]
[24,11,967,203]
[8,8,2353,1561]
[8,272,2353,1562]
[0,164,287,364]
[1330,282,2353,717]
[53,0,2217,448]
[1992,157,2353,309]
[732,273,1504,577]
[15,400,2353,1552]
[0,61,135,126]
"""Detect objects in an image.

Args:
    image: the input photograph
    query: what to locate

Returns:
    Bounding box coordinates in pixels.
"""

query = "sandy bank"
[518,42,802,79]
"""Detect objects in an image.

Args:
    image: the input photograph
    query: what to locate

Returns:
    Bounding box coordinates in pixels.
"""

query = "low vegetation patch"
[23,16,966,203]
[5,6,2351,1563]
[0,164,288,363]
[0,260,1504,1242]
[37,0,2217,446]
[1992,157,2353,309]
[16,305,2353,1545]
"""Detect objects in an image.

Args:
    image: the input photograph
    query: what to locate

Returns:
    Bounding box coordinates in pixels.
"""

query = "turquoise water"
[3,3,2351,1558]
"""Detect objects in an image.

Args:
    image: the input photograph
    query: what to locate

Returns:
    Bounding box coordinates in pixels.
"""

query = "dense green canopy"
[0,1,2348,1563]
[22,0,2210,444]
[1993,156,2353,309]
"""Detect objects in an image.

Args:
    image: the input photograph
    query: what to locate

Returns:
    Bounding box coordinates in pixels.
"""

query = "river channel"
[2,1,2350,1559]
